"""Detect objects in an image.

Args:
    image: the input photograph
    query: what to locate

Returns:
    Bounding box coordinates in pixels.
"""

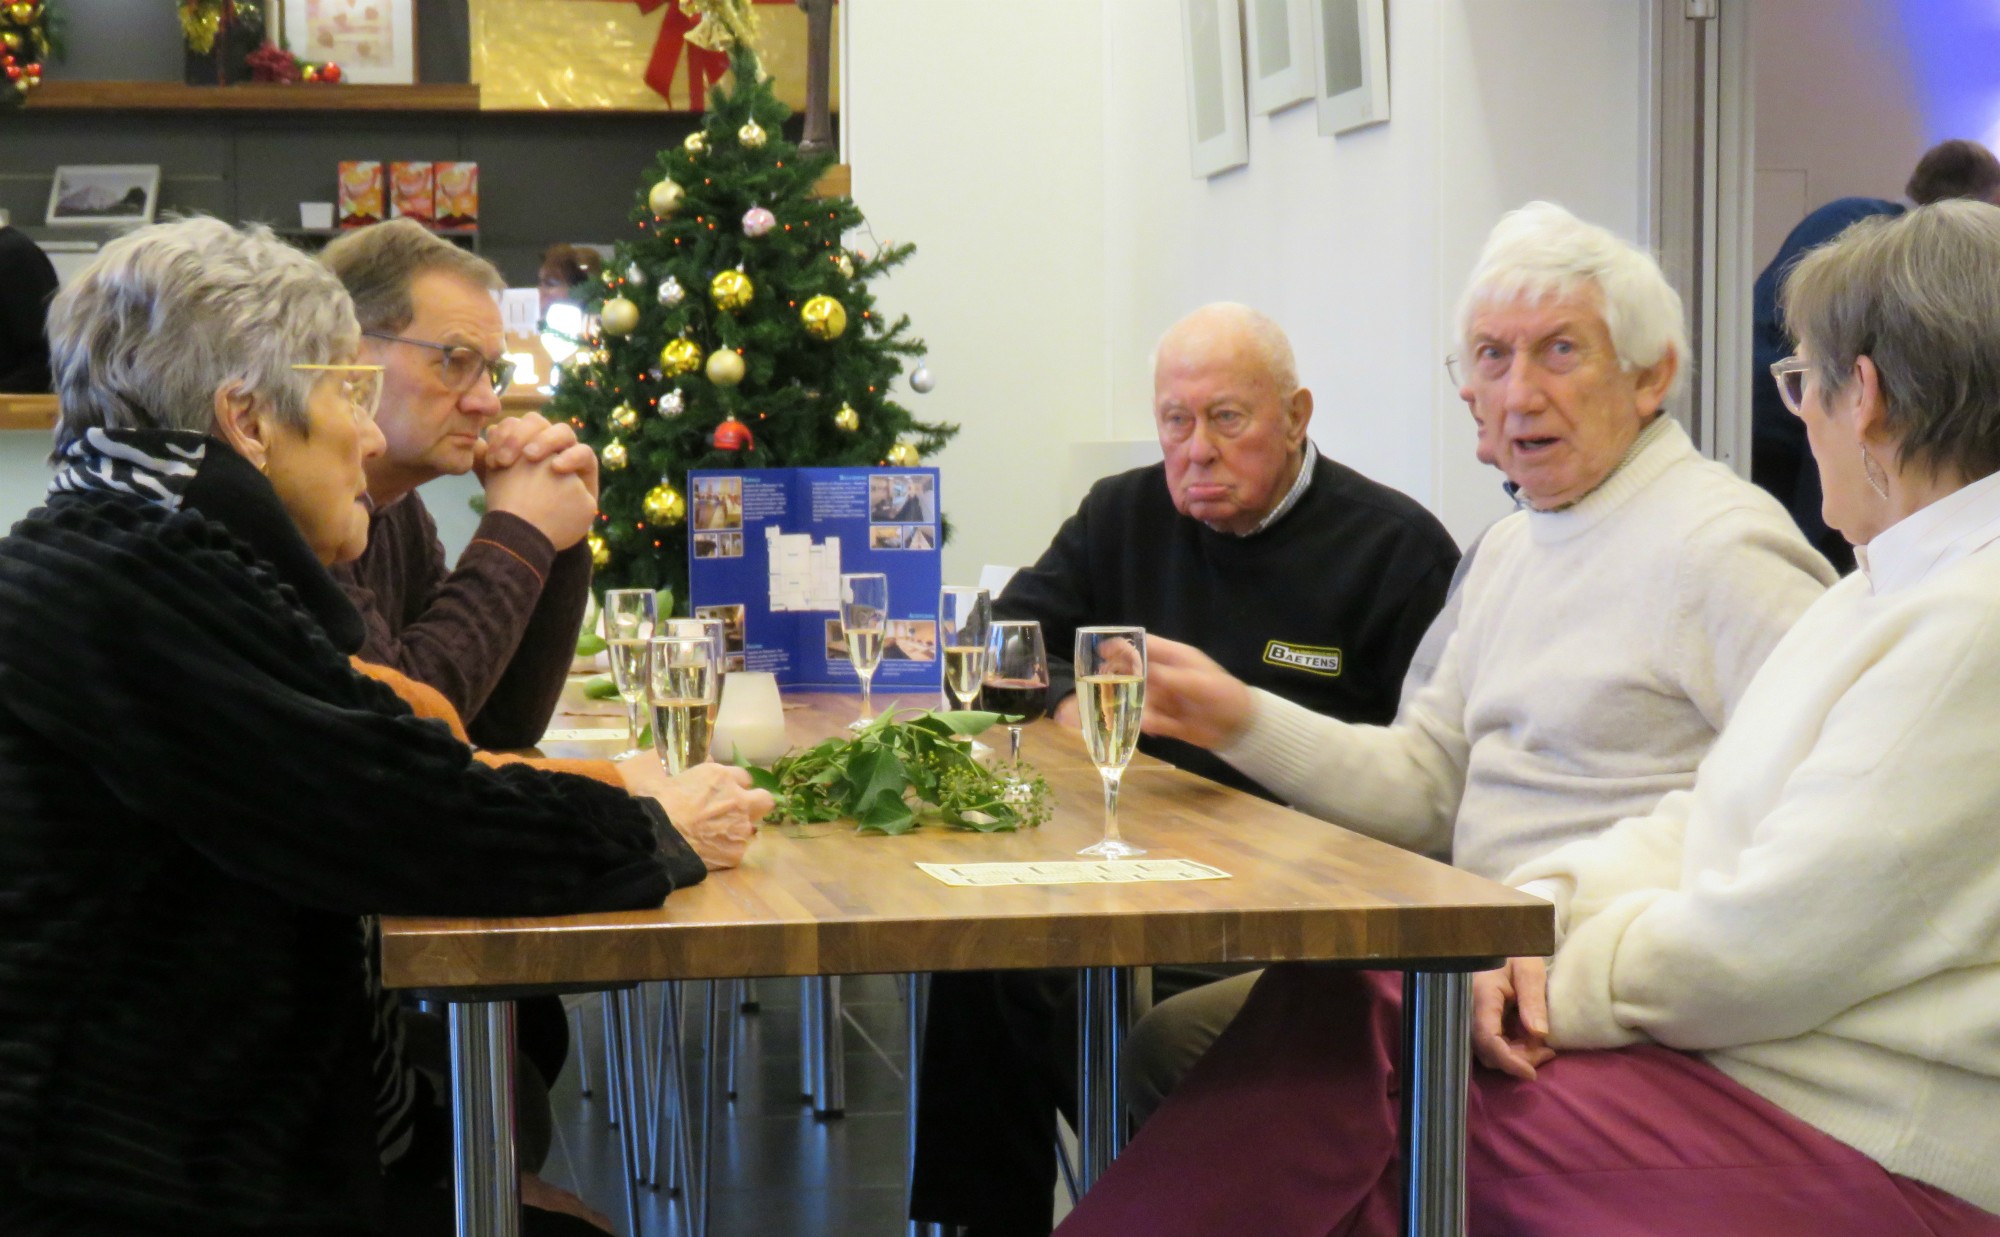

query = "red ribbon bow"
[631,0,794,109]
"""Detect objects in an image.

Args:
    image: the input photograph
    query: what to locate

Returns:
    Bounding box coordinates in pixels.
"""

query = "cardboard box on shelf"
[435,162,479,229]
[337,162,384,228]
[390,162,436,223]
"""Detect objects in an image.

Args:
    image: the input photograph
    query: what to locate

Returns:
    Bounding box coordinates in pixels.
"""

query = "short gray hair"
[1153,302,1300,394]
[321,218,504,334]
[1457,201,1689,402]
[1781,199,2000,484]
[47,216,358,450]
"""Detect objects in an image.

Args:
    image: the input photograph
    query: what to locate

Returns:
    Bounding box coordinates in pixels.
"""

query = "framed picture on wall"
[1313,0,1389,136]
[45,165,161,228]
[286,0,417,85]
[1246,0,1317,115]
[1181,0,1249,178]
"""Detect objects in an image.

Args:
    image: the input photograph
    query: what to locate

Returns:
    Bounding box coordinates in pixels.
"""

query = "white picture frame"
[45,165,161,228]
[1313,0,1389,136]
[1181,0,1250,178]
[1246,0,1316,115]
[286,0,417,86]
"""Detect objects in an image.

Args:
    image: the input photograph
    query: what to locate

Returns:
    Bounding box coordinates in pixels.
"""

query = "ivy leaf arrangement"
[746,708,1051,835]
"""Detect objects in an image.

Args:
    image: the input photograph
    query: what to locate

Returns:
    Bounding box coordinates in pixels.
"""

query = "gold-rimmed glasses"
[363,331,516,397]
[290,363,385,423]
[1770,355,1812,415]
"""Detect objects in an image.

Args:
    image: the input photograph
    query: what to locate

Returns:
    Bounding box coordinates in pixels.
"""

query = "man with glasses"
[322,220,598,751]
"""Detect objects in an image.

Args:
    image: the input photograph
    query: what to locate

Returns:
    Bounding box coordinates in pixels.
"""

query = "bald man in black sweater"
[910,304,1460,1236]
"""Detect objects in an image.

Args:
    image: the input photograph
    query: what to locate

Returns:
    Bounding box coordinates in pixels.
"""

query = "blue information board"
[687,466,943,691]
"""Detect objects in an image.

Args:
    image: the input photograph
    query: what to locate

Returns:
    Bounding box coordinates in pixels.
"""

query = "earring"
[1860,445,1889,499]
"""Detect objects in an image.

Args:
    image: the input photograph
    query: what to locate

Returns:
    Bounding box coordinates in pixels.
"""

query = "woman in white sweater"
[1060,204,2000,1235]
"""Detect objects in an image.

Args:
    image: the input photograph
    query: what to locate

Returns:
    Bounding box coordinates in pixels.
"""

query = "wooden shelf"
[24,81,481,113]
[0,395,56,433]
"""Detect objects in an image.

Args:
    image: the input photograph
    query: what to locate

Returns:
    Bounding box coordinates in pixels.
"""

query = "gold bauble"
[833,403,860,432]
[800,295,848,341]
[710,268,754,313]
[587,531,611,570]
[887,441,920,467]
[647,178,685,216]
[706,349,746,387]
[5,2,34,24]
[659,338,705,377]
[1,30,21,49]
[738,120,767,149]
[600,296,640,336]
[684,131,708,156]
[833,252,855,279]
[601,440,630,471]
[610,403,640,433]
[643,483,687,526]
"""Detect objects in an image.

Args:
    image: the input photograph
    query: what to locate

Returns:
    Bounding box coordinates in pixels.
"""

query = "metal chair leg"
[696,980,720,1237]
[606,991,643,1237]
[904,972,932,1237]
[807,974,845,1117]
[798,977,818,1101]
[601,992,621,1129]
[569,1000,593,1097]
[723,979,743,1099]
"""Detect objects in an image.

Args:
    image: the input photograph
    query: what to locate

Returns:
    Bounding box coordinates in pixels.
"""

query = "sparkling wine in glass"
[648,633,717,776]
[938,586,992,710]
[840,573,889,727]
[602,589,658,761]
[982,620,1049,767]
[1074,626,1146,859]
[662,616,727,732]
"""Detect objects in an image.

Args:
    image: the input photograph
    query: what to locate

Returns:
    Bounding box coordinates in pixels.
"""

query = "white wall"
[1098,0,1649,545]
[1751,0,1924,271]
[845,0,1108,584]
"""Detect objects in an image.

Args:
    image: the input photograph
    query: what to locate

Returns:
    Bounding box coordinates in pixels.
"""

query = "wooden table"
[382,692,1551,1237]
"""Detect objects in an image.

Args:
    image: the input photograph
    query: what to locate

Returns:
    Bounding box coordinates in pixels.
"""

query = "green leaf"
[582,674,619,700]
[926,710,1004,737]
[576,632,608,657]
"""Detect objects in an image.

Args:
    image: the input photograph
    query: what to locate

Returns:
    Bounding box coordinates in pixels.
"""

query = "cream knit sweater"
[1511,467,2000,1215]
[1217,417,1836,881]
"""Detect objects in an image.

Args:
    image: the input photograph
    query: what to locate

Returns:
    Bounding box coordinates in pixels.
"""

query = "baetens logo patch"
[1262,641,1342,677]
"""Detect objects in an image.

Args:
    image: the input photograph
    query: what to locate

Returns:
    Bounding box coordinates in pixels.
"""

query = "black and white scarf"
[48,427,208,512]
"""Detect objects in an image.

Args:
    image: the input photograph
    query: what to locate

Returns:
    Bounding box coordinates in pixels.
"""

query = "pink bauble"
[742,206,777,238]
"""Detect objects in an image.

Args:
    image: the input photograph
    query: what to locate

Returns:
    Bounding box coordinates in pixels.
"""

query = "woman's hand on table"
[1142,636,1255,751]
[616,755,774,870]
[1472,956,1554,1081]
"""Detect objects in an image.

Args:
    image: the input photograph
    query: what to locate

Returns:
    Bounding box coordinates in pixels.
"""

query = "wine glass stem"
[1100,768,1124,844]
[859,672,874,720]
[1009,724,1023,763]
[625,699,643,750]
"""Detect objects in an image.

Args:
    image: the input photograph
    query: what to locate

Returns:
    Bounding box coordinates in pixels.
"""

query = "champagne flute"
[840,572,888,727]
[938,586,992,711]
[1074,626,1147,859]
[602,588,658,761]
[648,633,717,776]
[982,620,1049,766]
[662,616,727,729]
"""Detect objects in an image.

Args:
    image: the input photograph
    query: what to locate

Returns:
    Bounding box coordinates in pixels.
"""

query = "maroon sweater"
[333,490,592,749]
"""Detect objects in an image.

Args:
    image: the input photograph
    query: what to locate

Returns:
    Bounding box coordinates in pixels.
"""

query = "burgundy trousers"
[1055,967,1999,1237]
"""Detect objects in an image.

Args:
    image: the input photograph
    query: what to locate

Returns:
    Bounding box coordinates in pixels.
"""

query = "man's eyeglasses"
[291,363,385,423]
[1770,356,1812,415]
[364,331,515,397]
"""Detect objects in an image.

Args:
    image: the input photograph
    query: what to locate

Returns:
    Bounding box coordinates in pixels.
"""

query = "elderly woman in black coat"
[0,217,766,1236]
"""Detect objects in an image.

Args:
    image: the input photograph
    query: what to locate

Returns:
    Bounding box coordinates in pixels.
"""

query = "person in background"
[538,242,603,316]
[910,302,1462,1237]
[0,217,769,1237]
[1115,199,1834,1141]
[323,220,597,751]
[1752,137,2000,572]
[1059,196,2000,1237]
[0,216,59,393]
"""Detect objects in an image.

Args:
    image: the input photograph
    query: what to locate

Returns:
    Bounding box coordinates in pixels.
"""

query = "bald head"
[1151,303,1313,535]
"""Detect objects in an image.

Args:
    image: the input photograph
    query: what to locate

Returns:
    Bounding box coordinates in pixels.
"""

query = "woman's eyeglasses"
[291,363,385,423]
[1769,356,1811,415]
[364,331,515,397]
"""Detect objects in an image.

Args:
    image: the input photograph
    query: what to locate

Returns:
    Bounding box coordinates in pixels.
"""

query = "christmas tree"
[548,15,955,606]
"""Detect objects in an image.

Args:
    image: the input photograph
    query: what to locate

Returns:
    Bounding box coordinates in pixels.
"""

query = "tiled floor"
[542,975,1077,1237]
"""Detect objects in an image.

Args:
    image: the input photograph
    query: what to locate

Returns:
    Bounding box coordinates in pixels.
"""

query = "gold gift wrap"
[470,0,840,113]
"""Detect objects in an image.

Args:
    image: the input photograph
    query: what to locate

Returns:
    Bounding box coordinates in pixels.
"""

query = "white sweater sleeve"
[1217,623,1471,856]
[1525,600,2000,1052]
[1669,506,1836,731]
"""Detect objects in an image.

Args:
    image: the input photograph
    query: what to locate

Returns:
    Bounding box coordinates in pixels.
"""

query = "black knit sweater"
[0,442,704,1235]
[996,457,1459,798]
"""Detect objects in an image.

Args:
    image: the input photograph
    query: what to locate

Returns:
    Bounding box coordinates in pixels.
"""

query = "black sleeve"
[1370,550,1457,716]
[993,493,1099,709]
[468,539,594,750]
[0,515,701,919]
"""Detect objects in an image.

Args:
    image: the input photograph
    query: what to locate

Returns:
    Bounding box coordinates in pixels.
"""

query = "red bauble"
[711,417,754,451]
[320,62,343,84]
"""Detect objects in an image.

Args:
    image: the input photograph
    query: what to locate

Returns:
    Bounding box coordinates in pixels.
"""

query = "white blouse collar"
[1857,467,2000,595]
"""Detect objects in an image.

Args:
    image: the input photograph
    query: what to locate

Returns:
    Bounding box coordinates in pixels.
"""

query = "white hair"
[47,216,360,451]
[1456,201,1689,401]
[1152,302,1300,394]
